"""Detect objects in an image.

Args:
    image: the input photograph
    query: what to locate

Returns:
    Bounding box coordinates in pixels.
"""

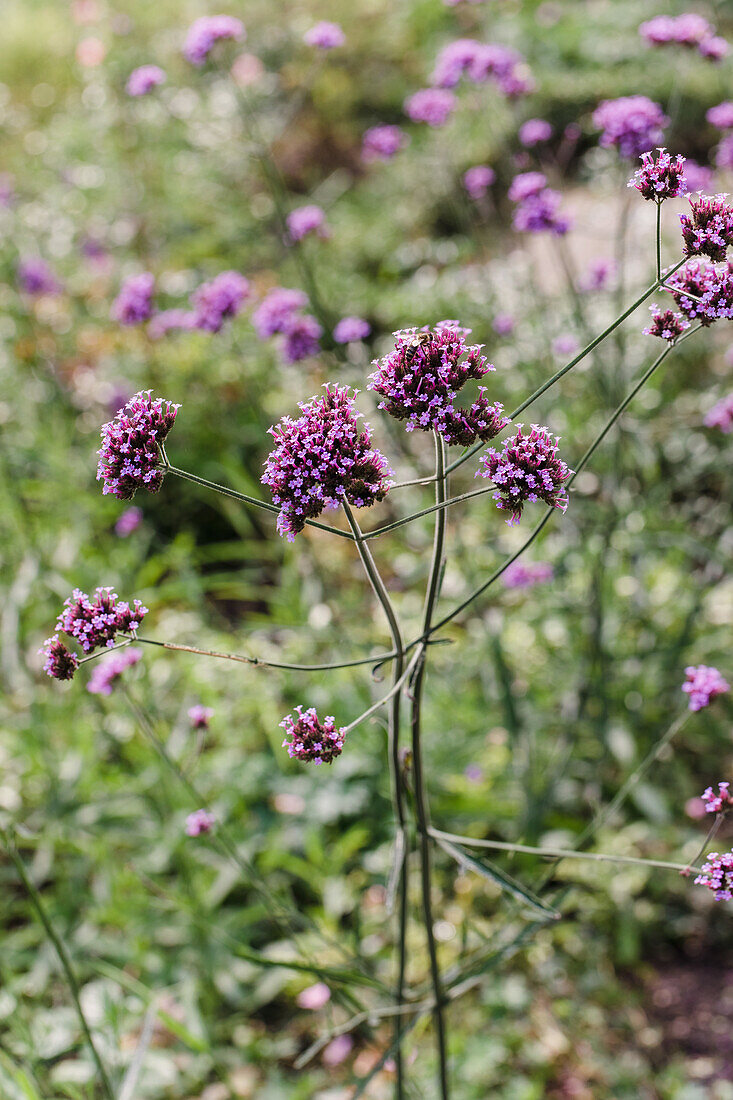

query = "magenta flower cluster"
[333,316,371,343]
[189,705,214,729]
[18,257,61,296]
[361,125,408,163]
[640,14,727,61]
[262,385,392,540]
[518,118,552,147]
[502,561,554,589]
[695,851,733,900]
[704,393,733,432]
[509,172,570,235]
[628,148,687,202]
[701,782,733,814]
[87,647,143,695]
[41,587,148,680]
[97,391,179,500]
[280,706,346,764]
[665,260,733,326]
[643,306,689,342]
[252,287,322,363]
[111,273,155,325]
[183,15,244,66]
[404,88,456,127]
[681,664,730,711]
[186,809,216,836]
[463,165,495,199]
[593,96,668,160]
[40,636,79,681]
[286,205,329,244]
[303,22,344,50]
[126,65,165,96]
[680,195,733,262]
[190,271,251,332]
[707,102,733,131]
[477,424,573,526]
[368,322,508,446]
[431,39,533,98]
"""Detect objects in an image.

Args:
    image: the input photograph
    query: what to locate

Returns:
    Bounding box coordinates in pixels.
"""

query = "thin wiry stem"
[656,200,662,280]
[2,828,115,1100]
[342,652,421,734]
[361,484,496,540]
[131,635,395,674]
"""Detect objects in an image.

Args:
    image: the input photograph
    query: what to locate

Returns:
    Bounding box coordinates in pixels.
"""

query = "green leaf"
[434,837,560,920]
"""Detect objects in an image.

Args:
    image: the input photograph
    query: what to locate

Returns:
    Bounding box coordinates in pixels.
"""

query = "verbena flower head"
[362,125,408,162]
[628,148,687,201]
[404,88,456,127]
[115,506,143,537]
[702,782,733,814]
[665,260,733,325]
[280,706,346,764]
[694,851,733,900]
[477,424,573,526]
[286,205,328,243]
[281,314,323,363]
[512,188,571,235]
[297,983,331,1010]
[643,305,690,341]
[333,316,371,343]
[699,36,728,62]
[553,334,578,357]
[188,704,214,729]
[186,809,216,836]
[593,96,668,159]
[431,39,532,97]
[508,171,547,202]
[716,135,733,171]
[704,392,733,432]
[40,636,79,680]
[683,160,714,193]
[183,15,244,65]
[706,102,733,131]
[191,270,250,332]
[518,118,552,147]
[97,391,179,499]
[148,308,197,339]
[492,313,515,336]
[368,321,508,445]
[252,287,308,338]
[18,257,61,296]
[126,65,165,96]
[262,385,392,540]
[578,257,615,293]
[682,665,730,710]
[680,194,733,261]
[502,561,554,589]
[87,647,142,695]
[303,21,345,49]
[463,165,495,199]
[55,587,148,655]
[640,14,712,47]
[111,272,155,325]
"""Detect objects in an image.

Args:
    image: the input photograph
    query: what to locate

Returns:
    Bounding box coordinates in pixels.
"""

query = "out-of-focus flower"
[680,194,733,261]
[707,102,733,131]
[52,587,148,655]
[507,172,546,202]
[286,205,329,243]
[191,271,250,332]
[97,390,179,500]
[640,14,712,47]
[322,1035,353,1067]
[126,65,165,96]
[188,705,214,729]
[683,160,714,193]
[333,316,371,343]
[186,809,216,836]
[492,313,515,336]
[477,424,573,526]
[231,52,265,87]
[282,314,323,363]
[87,647,142,695]
[643,305,689,341]
[40,636,79,681]
[252,288,308,339]
[115,506,143,536]
[0,173,15,207]
[628,148,687,201]
[262,385,392,539]
[303,21,345,49]
[431,39,533,97]
[553,334,578,357]
[682,664,730,710]
[369,321,508,445]
[111,273,155,325]
[578,257,615,293]
[694,851,733,899]
[512,188,571,235]
[76,36,106,67]
[699,36,728,62]
[17,257,61,296]
[297,983,331,1010]
[280,706,346,764]
[463,165,495,199]
[518,118,552,147]
[183,15,244,66]
[702,782,733,814]
[593,96,668,159]
[503,561,554,589]
[704,392,733,432]
[361,125,409,162]
[404,88,456,127]
[665,259,733,325]
[148,309,197,340]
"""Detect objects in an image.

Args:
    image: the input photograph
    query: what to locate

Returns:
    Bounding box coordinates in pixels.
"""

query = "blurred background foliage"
[1,0,732,1097]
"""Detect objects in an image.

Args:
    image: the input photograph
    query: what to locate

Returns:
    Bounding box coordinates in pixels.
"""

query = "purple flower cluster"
[303,21,344,49]
[593,96,669,160]
[97,390,179,500]
[368,322,508,445]
[682,664,730,710]
[502,561,554,589]
[280,706,346,764]
[189,704,214,729]
[477,424,573,526]
[262,385,392,540]
[643,305,690,342]
[707,102,733,131]
[190,270,250,332]
[683,160,714,193]
[361,125,409,163]
[578,257,615,293]
[333,316,371,343]
[716,135,733,171]
[492,313,515,336]
[665,260,733,325]
[252,287,322,362]
[126,65,165,96]
[115,506,143,537]
[509,173,571,235]
[431,39,533,98]
[518,118,552,147]
[186,809,216,836]
[680,194,733,262]
[286,205,329,244]
[48,587,148,666]
[694,851,733,900]
[40,636,79,681]
[183,15,245,66]
[704,392,733,432]
[282,314,323,363]
[87,647,142,695]
[404,88,456,127]
[463,165,495,199]
[702,782,733,814]
[147,308,197,340]
[18,257,61,296]
[640,14,727,60]
[628,148,687,201]
[111,273,155,325]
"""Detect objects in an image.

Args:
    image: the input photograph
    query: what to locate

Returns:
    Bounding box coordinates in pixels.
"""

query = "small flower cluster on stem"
[281,707,346,764]
[97,391,179,500]
[477,424,573,526]
[701,782,733,814]
[681,664,730,710]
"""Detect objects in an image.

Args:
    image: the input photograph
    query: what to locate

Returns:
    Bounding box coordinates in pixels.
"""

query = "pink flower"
[463,165,495,199]
[286,205,328,243]
[183,15,245,66]
[188,705,214,729]
[518,118,552,147]
[186,809,216,837]
[322,1035,353,1067]
[87,647,143,695]
[681,665,730,711]
[126,65,165,97]
[115,507,143,537]
[704,392,733,432]
[303,22,345,49]
[404,88,456,127]
[296,982,331,1009]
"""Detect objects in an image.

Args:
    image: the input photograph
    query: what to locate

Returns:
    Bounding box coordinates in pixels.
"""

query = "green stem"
[656,200,662,281]
[362,484,496,540]
[132,635,395,673]
[2,829,115,1100]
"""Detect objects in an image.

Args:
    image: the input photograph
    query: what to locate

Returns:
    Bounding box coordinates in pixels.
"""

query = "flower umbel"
[191,270,250,332]
[40,636,80,681]
[643,305,690,341]
[680,194,733,261]
[189,705,214,729]
[593,96,668,159]
[681,665,730,711]
[183,15,244,65]
[87,647,143,695]
[477,424,573,526]
[186,809,216,836]
[704,392,733,432]
[97,391,179,500]
[694,851,733,900]
[280,706,346,764]
[628,148,687,201]
[702,782,733,814]
[54,587,148,655]
[111,273,155,326]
